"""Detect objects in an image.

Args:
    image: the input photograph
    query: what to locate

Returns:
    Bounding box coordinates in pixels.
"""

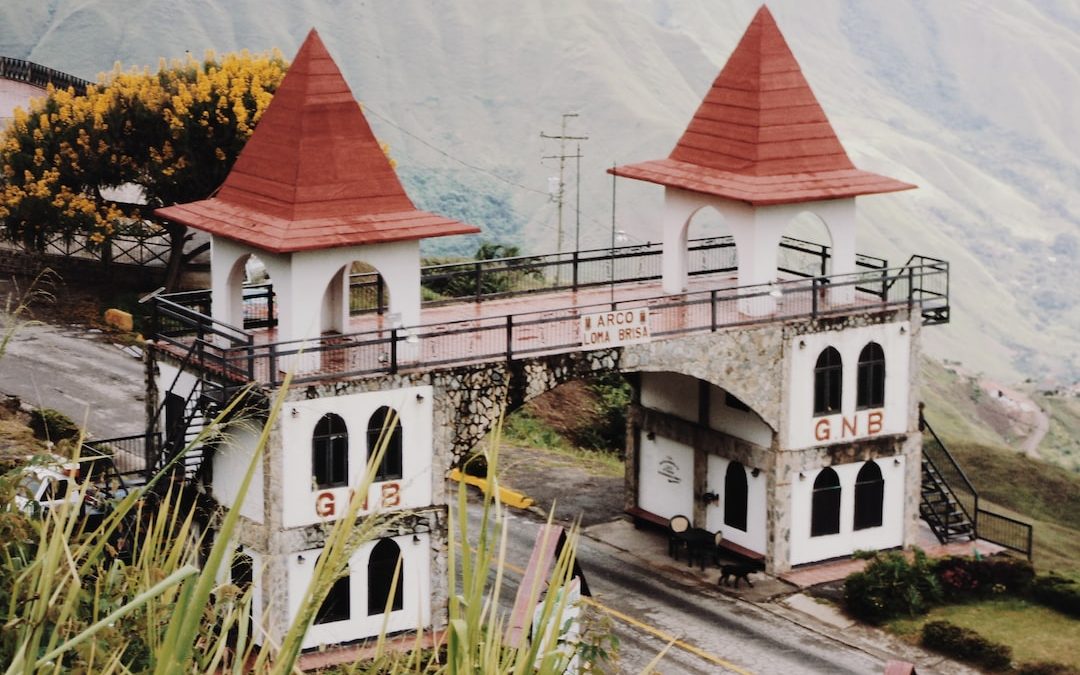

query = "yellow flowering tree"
[0,51,287,288]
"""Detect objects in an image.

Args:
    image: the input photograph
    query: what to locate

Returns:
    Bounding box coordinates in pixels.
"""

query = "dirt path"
[494,444,625,528]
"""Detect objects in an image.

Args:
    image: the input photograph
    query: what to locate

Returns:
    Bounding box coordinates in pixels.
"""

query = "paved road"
[468,505,886,675]
[0,318,146,438]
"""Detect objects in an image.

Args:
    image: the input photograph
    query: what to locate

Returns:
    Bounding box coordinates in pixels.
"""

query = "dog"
[718,563,756,588]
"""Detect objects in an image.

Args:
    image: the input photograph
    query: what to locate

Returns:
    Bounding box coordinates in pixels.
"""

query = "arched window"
[857,342,886,409]
[724,462,748,531]
[811,467,841,537]
[314,557,351,624]
[312,414,348,489]
[367,538,403,615]
[854,461,885,530]
[814,347,843,416]
[367,406,403,482]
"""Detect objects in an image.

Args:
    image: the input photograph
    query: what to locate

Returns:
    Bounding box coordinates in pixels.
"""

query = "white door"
[637,434,694,521]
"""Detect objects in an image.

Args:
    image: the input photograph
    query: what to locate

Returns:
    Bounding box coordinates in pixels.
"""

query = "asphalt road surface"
[467,504,887,675]
[0,319,146,438]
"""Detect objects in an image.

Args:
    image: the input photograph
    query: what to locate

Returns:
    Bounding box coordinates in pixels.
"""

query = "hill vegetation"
[1,1,1078,383]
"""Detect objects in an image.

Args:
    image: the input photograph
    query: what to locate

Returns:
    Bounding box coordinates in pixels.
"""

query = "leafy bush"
[28,407,81,442]
[1030,574,1080,618]
[1015,662,1080,675]
[843,549,942,624]
[933,555,1035,600]
[921,620,1012,672]
[576,373,631,453]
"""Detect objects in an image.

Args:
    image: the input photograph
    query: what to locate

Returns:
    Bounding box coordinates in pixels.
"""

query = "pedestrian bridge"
[150,234,948,389]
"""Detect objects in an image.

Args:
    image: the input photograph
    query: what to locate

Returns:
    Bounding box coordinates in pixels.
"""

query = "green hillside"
[2,1,1078,383]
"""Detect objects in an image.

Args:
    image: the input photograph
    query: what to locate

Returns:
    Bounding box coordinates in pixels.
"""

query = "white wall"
[707,384,773,448]
[279,386,433,529]
[640,372,698,423]
[704,455,767,554]
[0,79,45,129]
[636,432,695,523]
[289,534,432,649]
[785,321,911,450]
[788,458,906,566]
[211,424,265,523]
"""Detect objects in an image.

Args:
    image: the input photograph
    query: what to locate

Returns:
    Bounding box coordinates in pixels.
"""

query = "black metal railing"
[83,433,158,481]
[150,296,255,385]
[192,235,893,330]
[921,416,1034,559]
[152,257,948,387]
[344,236,890,315]
[0,56,91,95]
[0,229,173,267]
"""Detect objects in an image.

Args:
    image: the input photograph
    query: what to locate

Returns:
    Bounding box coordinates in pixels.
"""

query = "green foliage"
[577,373,631,453]
[421,242,545,299]
[27,407,81,442]
[0,397,608,672]
[933,555,1035,601]
[920,620,1012,672]
[843,549,942,624]
[0,52,287,283]
[1030,574,1080,618]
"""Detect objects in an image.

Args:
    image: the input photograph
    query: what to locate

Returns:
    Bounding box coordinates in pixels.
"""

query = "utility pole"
[541,113,588,284]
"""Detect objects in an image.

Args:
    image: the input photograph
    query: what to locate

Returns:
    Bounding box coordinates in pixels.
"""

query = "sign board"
[580,308,651,349]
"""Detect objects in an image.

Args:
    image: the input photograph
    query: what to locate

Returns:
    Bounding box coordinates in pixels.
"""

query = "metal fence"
[975,509,1035,559]
[346,235,890,315]
[1,56,91,95]
[0,230,173,267]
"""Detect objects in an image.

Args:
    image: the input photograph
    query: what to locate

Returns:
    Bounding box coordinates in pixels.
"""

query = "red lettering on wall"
[841,416,858,438]
[867,411,884,435]
[315,491,336,517]
[814,418,831,441]
[380,482,401,508]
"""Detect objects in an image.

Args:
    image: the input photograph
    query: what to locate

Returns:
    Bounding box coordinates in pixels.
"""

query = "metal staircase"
[919,411,1034,559]
[920,454,975,543]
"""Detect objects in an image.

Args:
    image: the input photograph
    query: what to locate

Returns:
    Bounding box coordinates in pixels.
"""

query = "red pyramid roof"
[610,5,914,205]
[156,29,479,253]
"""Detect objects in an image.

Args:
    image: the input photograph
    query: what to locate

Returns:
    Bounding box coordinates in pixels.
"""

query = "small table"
[677,527,715,571]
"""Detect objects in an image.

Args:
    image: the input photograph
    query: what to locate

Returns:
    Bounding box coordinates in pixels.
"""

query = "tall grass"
[0,382,605,672]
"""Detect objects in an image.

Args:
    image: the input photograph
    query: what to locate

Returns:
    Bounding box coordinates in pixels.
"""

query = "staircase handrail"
[920,414,980,523]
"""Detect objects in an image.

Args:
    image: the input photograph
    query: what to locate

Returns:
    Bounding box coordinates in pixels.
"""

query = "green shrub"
[843,549,942,624]
[1015,662,1080,675]
[27,407,81,442]
[933,555,1035,600]
[1030,574,1080,618]
[921,620,1012,672]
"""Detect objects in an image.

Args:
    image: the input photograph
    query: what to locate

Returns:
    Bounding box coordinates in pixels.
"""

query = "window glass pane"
[854,461,885,529]
[368,539,403,615]
[724,462,748,531]
[814,347,842,416]
[313,414,348,489]
[368,407,403,482]
[315,560,350,624]
[857,343,886,409]
[811,468,841,536]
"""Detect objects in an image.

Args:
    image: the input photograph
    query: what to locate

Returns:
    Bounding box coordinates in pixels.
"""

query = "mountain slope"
[1,0,1078,383]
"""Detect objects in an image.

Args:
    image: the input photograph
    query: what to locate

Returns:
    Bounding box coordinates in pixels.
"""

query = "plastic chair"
[667,515,690,560]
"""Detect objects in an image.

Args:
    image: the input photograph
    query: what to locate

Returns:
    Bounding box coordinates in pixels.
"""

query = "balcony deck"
[150,237,948,387]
